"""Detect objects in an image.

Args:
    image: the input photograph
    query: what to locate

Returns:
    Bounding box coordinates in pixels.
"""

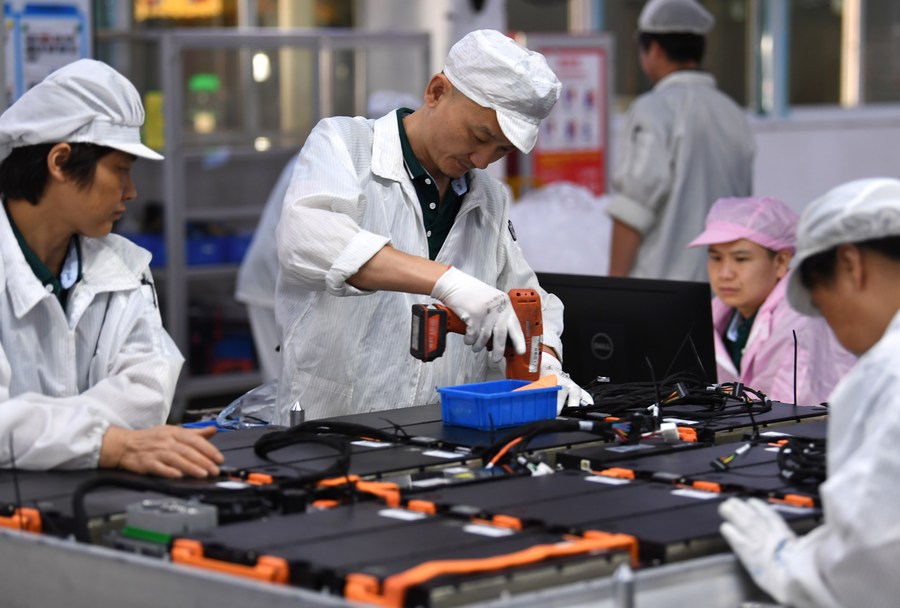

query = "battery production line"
[1,374,828,608]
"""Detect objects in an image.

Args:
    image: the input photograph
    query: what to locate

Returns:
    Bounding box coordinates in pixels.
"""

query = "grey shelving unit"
[94,28,430,419]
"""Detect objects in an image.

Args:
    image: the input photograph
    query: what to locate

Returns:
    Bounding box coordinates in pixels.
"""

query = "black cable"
[687,332,712,384]
[252,430,352,483]
[571,375,771,433]
[661,322,701,380]
[645,356,662,431]
[777,437,827,490]
[792,329,798,407]
[378,417,412,441]
[284,420,402,445]
[478,418,633,469]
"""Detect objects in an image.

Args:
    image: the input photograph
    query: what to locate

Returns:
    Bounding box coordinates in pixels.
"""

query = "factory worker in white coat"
[275,30,592,422]
[235,91,419,382]
[608,0,755,281]
[0,60,223,478]
[687,196,855,405]
[719,178,900,608]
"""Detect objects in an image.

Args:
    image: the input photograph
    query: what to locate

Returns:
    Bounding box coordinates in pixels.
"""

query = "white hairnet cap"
[787,178,900,316]
[0,59,162,164]
[443,30,561,154]
[687,196,798,252]
[639,0,715,35]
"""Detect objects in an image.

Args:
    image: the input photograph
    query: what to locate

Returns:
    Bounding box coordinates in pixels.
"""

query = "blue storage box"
[438,379,560,431]
[187,235,227,265]
[225,232,254,263]
[121,233,166,268]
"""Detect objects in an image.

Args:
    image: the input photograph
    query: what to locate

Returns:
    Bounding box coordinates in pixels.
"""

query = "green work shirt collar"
[724,309,756,372]
[5,204,82,309]
[396,108,468,260]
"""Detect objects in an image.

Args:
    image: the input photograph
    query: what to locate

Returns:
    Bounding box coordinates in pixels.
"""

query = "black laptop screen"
[536,273,716,387]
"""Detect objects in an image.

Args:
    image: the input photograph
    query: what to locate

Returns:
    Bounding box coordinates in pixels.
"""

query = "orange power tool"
[409,288,543,381]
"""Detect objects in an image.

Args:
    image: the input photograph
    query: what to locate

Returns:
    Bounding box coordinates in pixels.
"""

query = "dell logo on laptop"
[591,333,613,360]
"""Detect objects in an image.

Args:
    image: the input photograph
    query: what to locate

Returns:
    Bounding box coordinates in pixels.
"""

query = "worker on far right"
[719,178,900,608]
[607,0,755,281]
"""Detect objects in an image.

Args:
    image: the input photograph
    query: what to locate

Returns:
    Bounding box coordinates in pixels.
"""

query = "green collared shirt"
[724,309,756,372]
[5,204,82,309]
[396,108,468,260]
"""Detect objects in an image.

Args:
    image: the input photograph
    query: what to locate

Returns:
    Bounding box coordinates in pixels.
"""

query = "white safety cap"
[443,30,561,154]
[787,178,900,316]
[638,0,715,35]
[0,58,163,164]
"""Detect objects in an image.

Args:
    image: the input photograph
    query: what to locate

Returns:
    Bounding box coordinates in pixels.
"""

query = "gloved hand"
[540,351,594,413]
[431,267,526,363]
[719,497,797,605]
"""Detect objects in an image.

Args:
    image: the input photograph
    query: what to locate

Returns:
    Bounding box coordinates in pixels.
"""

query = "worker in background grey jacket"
[608,0,755,281]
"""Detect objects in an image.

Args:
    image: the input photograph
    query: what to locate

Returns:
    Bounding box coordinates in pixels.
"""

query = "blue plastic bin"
[226,233,254,263]
[437,379,560,431]
[187,235,227,265]
[121,233,166,268]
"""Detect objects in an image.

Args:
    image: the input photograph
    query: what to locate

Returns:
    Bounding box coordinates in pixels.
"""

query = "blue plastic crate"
[226,232,254,263]
[121,233,166,268]
[437,379,560,431]
[187,235,227,265]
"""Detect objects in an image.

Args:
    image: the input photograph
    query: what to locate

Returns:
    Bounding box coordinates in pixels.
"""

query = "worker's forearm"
[347,245,447,294]
[609,219,642,277]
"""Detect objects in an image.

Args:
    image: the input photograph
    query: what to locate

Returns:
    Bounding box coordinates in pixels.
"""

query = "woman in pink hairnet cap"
[688,196,855,405]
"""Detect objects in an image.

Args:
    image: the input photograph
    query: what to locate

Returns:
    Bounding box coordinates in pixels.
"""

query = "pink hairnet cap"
[787,178,900,317]
[687,196,799,252]
[444,30,561,154]
[0,59,163,164]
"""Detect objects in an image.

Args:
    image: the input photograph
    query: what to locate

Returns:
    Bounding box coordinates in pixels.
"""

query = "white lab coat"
[713,278,855,406]
[275,112,564,422]
[773,308,900,608]
[234,153,299,381]
[608,71,755,281]
[0,209,183,470]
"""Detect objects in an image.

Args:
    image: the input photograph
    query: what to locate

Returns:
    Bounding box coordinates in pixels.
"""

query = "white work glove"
[719,497,797,605]
[431,267,525,363]
[540,352,594,413]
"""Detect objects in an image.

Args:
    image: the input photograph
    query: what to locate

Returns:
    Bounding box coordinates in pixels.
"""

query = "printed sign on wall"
[2,0,90,103]
[527,34,612,196]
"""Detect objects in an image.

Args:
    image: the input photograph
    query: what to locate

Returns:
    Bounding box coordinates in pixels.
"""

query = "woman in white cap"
[688,196,855,405]
[274,30,590,422]
[719,178,900,608]
[0,59,223,478]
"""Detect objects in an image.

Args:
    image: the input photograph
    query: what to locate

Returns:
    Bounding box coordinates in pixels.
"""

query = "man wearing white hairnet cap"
[608,0,755,281]
[719,178,900,608]
[0,60,223,478]
[687,196,854,405]
[275,30,591,421]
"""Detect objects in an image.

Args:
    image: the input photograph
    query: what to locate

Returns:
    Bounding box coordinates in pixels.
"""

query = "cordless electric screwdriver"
[409,288,543,381]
